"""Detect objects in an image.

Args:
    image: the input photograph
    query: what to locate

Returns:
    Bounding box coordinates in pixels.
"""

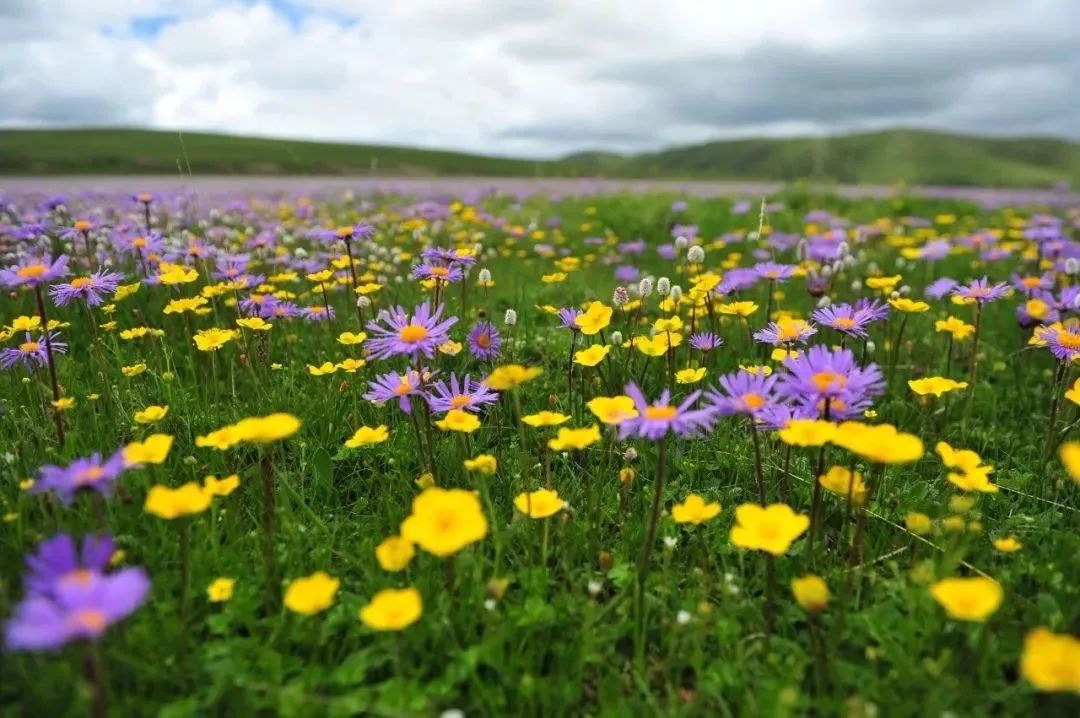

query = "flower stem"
[33,284,65,446]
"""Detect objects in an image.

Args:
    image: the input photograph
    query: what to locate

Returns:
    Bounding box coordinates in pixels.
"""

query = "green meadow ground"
[2,128,1079,188]
[1,189,1079,716]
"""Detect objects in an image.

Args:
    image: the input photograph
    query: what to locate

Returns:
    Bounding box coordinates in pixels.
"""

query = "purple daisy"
[1016,293,1059,327]
[689,332,723,352]
[309,222,375,245]
[925,277,959,300]
[1,332,67,373]
[853,298,890,324]
[1011,272,1054,295]
[777,345,884,420]
[49,269,123,306]
[753,319,817,346]
[0,255,70,288]
[557,307,583,331]
[411,262,464,283]
[617,382,716,441]
[717,268,759,295]
[268,301,301,320]
[753,262,797,282]
[422,247,476,267]
[467,320,501,360]
[707,370,779,418]
[812,303,872,338]
[953,277,1010,304]
[32,450,127,506]
[365,302,457,360]
[363,369,426,413]
[425,374,499,413]
[24,533,116,597]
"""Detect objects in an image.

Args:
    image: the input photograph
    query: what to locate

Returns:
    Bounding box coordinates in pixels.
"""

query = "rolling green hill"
[1,127,1077,188]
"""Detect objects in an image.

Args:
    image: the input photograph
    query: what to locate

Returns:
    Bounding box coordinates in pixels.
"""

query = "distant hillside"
[0,127,1076,188]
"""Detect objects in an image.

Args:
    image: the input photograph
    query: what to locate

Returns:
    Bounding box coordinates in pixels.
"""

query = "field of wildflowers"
[1,186,1079,716]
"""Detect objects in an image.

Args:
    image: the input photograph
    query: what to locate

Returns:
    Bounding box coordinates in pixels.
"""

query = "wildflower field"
[2,186,1079,716]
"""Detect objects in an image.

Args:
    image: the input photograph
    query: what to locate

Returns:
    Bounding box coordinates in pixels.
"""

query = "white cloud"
[1,0,1077,156]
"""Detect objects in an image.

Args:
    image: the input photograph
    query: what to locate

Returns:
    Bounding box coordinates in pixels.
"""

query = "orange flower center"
[450,395,471,409]
[72,609,107,632]
[73,220,92,231]
[17,264,47,279]
[811,370,847,392]
[429,267,450,278]
[336,226,353,237]
[69,277,93,289]
[132,237,148,249]
[1058,332,1080,350]
[475,332,491,348]
[76,466,106,485]
[398,324,429,343]
[834,317,856,329]
[61,569,95,587]
[741,393,765,410]
[644,405,678,421]
[19,341,40,354]
[393,380,413,396]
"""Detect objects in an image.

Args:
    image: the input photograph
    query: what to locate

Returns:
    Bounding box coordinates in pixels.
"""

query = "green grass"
[1,190,1079,716]
[2,127,1078,188]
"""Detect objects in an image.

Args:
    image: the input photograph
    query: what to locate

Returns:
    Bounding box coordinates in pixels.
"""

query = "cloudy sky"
[2,0,1077,157]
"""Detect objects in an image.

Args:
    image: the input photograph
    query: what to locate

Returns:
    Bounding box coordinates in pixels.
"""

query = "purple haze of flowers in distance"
[5,534,150,652]
[777,345,884,420]
[366,302,457,360]
[615,265,640,283]
[617,382,716,441]
[49,269,122,306]
[425,374,499,413]
[32,451,127,506]
[0,255,70,288]
[467,320,501,360]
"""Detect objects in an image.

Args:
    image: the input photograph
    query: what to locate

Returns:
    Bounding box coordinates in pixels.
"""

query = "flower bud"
[611,330,623,346]
[687,245,704,263]
[504,309,517,326]
[356,295,371,308]
[478,268,492,283]
[670,286,683,303]
[1066,257,1080,275]
[865,340,876,355]
[612,286,629,307]
[674,236,688,250]
[638,277,653,297]
[657,277,671,296]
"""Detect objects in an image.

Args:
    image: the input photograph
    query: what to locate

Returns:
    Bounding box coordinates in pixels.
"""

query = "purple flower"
[32,451,127,506]
[1016,292,1059,327]
[615,265,640,283]
[268,301,301,320]
[1034,323,1080,362]
[363,369,426,413]
[671,224,697,239]
[657,244,677,261]
[114,230,164,258]
[49,269,123,306]
[1,332,67,373]
[309,222,375,244]
[302,305,335,322]
[854,298,890,324]
[557,307,582,331]
[1011,272,1054,295]
[241,292,280,317]
[411,262,464,283]
[617,382,715,441]
[925,277,959,300]
[5,563,150,651]
[365,302,457,360]
[953,277,1010,304]
[425,374,498,413]
[689,332,723,352]
[422,246,475,267]
[24,534,115,597]
[777,345,884,420]
[0,255,70,288]
[753,262,796,282]
[812,303,872,338]
[753,319,817,346]
[717,268,758,295]
[467,321,501,360]
[707,370,779,418]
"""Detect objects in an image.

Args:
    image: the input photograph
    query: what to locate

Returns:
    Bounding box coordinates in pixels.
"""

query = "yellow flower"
[671,494,721,525]
[675,367,707,384]
[832,422,924,464]
[193,328,239,351]
[778,419,836,447]
[930,577,1003,622]
[905,512,932,535]
[375,536,415,572]
[113,282,141,301]
[1060,442,1080,485]
[337,331,367,345]
[1020,627,1080,694]
[345,425,389,448]
[730,503,810,555]
[632,334,669,357]
[308,361,338,376]
[134,405,168,424]
[548,424,601,451]
[305,269,334,284]
[541,272,567,283]
[144,482,212,519]
[201,474,238,497]
[514,488,565,518]
[818,466,867,504]
[522,411,570,428]
[283,571,340,615]
[992,536,1022,553]
[196,425,244,450]
[164,296,208,314]
[207,578,235,602]
[574,302,613,335]
[936,441,997,492]
[121,363,147,377]
[157,265,198,285]
[908,377,968,397]
[1064,378,1080,407]
[573,344,611,367]
[653,316,684,333]
[716,301,758,317]
[888,298,930,313]
[435,409,481,433]
[586,395,639,425]
[233,414,301,443]
[400,487,488,557]
[770,348,799,362]
[438,339,463,355]
[51,397,76,411]
[935,316,975,340]
[739,364,773,376]
[484,364,542,390]
[336,358,366,373]
[463,454,497,475]
[791,574,830,613]
[866,274,901,292]
[237,317,273,331]
[360,587,422,631]
[124,434,174,466]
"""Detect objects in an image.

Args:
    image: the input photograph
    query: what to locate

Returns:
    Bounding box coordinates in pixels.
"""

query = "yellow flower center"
[19,341,40,354]
[475,332,491,348]
[1058,332,1080,350]
[758,523,779,541]
[393,381,413,396]
[61,569,95,587]
[398,324,429,343]
[336,226,353,237]
[73,220,92,231]
[429,267,451,278]
[811,370,847,392]
[17,264,47,279]
[741,393,765,410]
[1022,277,1041,288]
[77,466,106,485]
[834,317,856,329]
[72,609,107,632]
[70,277,93,289]
[450,395,471,409]
[132,237,148,249]
[644,405,678,421]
